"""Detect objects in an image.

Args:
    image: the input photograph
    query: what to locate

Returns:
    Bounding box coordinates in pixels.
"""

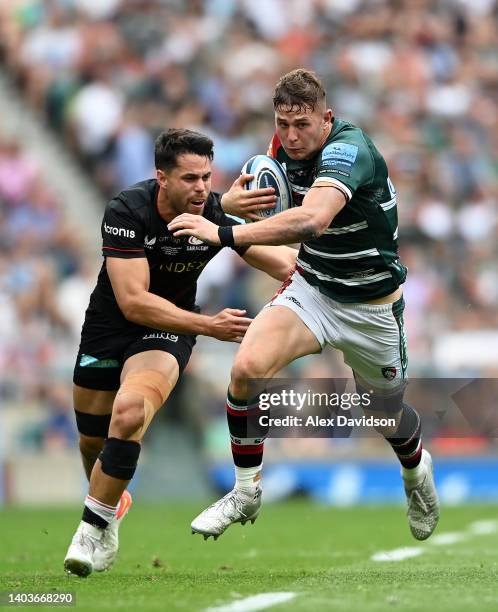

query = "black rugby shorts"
[73,312,197,391]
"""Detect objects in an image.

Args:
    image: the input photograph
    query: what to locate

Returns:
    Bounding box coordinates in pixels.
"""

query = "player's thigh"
[338,298,407,392]
[121,349,180,390]
[234,304,321,380]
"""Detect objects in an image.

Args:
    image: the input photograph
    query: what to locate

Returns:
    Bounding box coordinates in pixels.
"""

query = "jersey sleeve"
[314,140,374,201]
[101,199,146,259]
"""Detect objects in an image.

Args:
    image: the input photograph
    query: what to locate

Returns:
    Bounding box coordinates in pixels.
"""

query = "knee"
[110,393,145,440]
[231,353,267,386]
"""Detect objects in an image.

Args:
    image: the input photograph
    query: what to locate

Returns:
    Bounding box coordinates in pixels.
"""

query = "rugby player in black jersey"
[63,128,297,577]
[170,70,440,543]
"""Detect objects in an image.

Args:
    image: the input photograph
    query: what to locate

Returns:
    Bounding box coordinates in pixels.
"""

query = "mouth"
[190,199,205,208]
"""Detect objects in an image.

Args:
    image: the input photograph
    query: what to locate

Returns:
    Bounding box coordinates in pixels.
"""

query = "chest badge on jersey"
[144,235,157,248]
[381,366,397,381]
[187,235,209,251]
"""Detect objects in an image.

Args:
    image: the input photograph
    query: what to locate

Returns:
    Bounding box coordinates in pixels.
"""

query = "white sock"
[85,494,117,524]
[235,465,262,492]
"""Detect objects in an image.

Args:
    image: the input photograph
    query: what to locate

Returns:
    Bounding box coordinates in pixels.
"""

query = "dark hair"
[273,69,326,113]
[154,128,214,171]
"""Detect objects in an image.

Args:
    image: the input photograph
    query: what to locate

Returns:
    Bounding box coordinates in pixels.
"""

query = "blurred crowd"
[0,131,90,449]
[0,0,497,455]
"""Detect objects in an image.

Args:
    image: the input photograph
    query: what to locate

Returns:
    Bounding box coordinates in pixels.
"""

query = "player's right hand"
[209,308,253,342]
[220,174,277,221]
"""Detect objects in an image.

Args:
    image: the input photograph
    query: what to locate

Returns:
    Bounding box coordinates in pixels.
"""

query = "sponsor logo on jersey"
[381,366,397,381]
[284,296,303,309]
[142,332,179,342]
[79,354,120,368]
[187,235,209,250]
[104,222,135,238]
[159,260,209,273]
[144,235,156,248]
[322,142,359,165]
[161,246,182,255]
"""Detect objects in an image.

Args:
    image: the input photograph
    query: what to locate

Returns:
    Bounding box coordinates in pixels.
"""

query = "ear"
[156,169,167,189]
[323,109,333,125]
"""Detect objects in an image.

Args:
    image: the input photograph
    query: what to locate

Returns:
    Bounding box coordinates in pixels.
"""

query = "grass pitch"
[1,501,498,611]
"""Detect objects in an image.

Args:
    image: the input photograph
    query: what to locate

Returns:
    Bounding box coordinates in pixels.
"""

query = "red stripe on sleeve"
[103,246,145,252]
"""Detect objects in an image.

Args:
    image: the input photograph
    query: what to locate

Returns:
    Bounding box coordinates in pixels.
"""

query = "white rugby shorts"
[266,269,408,391]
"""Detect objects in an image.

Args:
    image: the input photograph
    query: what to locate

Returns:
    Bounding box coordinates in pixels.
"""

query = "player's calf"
[360,385,440,539]
[191,389,265,540]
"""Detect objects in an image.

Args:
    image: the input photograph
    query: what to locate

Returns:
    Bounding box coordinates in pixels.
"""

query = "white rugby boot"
[93,490,132,572]
[403,449,440,540]
[64,521,103,577]
[191,487,262,540]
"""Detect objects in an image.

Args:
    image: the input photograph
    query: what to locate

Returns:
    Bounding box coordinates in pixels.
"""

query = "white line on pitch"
[468,520,498,535]
[205,592,297,612]
[430,532,467,546]
[371,547,424,562]
[372,518,498,562]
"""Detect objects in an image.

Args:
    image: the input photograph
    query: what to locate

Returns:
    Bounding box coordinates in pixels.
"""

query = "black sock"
[82,506,108,530]
[226,390,267,468]
[385,404,422,469]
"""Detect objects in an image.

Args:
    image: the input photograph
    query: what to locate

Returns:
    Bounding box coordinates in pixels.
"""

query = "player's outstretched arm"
[240,245,297,281]
[106,257,252,342]
[168,183,347,247]
[220,173,277,221]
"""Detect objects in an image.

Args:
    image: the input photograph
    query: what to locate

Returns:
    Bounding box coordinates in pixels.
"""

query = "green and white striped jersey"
[269,118,407,303]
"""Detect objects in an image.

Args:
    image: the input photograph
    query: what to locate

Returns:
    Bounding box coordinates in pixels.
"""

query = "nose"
[287,126,299,143]
[194,178,205,193]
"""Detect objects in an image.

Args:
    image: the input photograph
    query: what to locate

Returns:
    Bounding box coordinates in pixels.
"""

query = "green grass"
[1,501,498,611]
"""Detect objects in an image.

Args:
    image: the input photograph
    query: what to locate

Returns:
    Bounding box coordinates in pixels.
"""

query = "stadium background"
[0,0,497,511]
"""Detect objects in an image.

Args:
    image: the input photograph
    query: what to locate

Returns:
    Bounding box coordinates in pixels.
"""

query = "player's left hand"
[168,214,221,245]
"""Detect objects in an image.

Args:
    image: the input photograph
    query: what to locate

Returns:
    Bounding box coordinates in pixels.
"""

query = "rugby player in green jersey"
[169,69,439,542]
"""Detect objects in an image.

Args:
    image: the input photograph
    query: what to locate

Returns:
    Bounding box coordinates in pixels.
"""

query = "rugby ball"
[241,155,292,220]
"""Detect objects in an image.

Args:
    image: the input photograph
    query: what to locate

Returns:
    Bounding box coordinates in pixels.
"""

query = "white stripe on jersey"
[324,221,368,235]
[393,227,398,240]
[288,181,309,195]
[311,176,353,200]
[380,196,397,211]
[297,258,393,286]
[302,244,379,260]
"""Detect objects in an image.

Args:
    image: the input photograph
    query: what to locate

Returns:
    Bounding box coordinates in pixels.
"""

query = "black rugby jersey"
[87,179,248,326]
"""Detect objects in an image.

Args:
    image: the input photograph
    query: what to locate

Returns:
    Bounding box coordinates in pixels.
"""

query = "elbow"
[119,296,142,323]
[299,211,329,241]
[302,219,328,240]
